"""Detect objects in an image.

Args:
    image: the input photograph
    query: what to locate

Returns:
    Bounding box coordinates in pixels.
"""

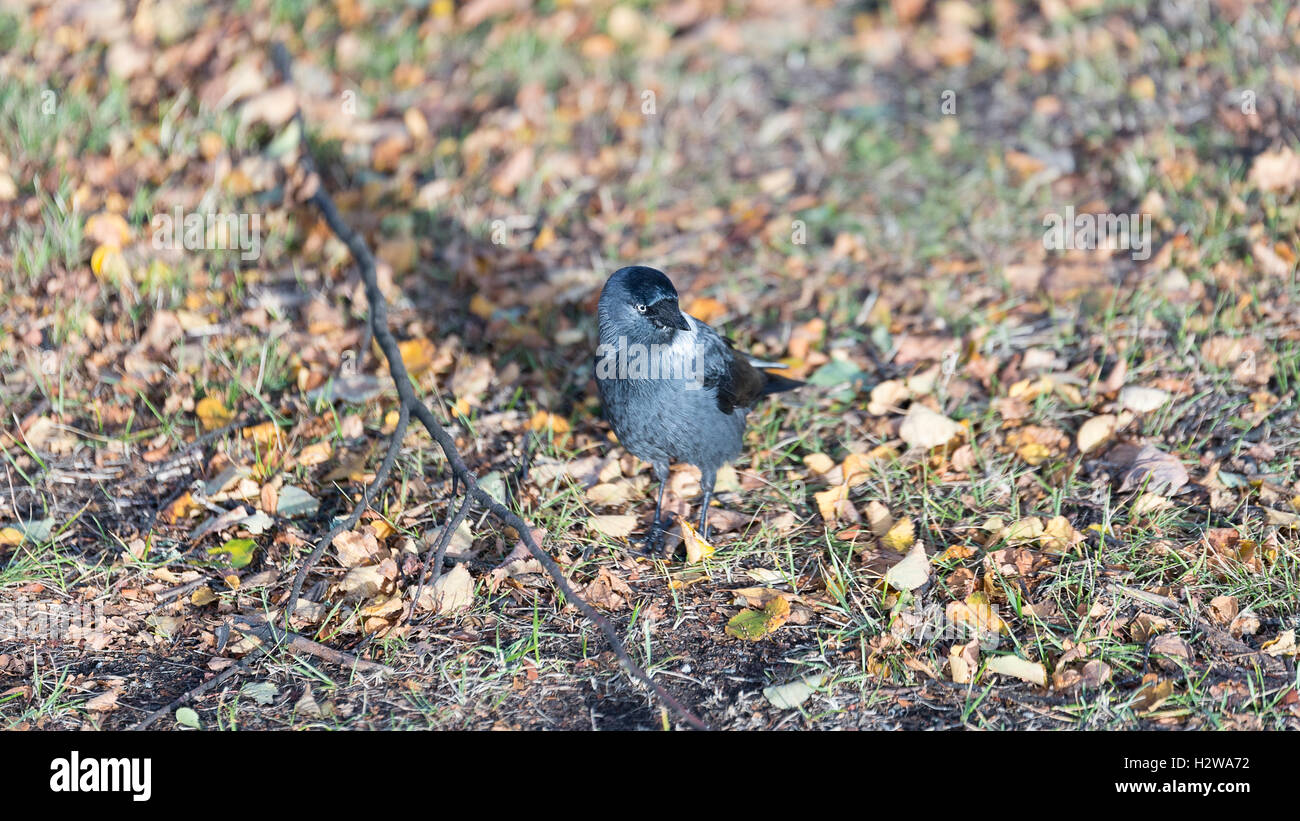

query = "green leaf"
[175,707,201,729]
[242,681,277,706]
[725,597,790,641]
[208,537,256,568]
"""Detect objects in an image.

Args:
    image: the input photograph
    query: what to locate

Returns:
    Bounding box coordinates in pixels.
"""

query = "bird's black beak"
[648,299,692,331]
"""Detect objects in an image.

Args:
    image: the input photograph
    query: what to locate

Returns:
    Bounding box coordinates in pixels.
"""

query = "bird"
[595,265,802,555]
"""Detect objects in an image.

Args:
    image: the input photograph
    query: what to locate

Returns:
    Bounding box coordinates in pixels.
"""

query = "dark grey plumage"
[595,265,801,552]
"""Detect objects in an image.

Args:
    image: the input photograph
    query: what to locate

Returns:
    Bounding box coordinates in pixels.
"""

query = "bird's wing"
[697,322,796,415]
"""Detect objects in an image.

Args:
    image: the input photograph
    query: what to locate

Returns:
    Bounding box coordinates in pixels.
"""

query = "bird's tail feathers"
[759,371,804,396]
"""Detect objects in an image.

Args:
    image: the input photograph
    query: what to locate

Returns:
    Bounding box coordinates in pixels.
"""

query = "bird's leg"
[697,470,716,542]
[639,463,670,556]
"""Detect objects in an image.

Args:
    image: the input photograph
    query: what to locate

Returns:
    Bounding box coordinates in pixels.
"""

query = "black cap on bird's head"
[599,265,692,333]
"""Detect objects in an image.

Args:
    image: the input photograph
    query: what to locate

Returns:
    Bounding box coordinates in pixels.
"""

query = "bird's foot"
[635,523,669,558]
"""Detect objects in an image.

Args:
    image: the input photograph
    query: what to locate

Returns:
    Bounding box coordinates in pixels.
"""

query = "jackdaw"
[595,265,802,553]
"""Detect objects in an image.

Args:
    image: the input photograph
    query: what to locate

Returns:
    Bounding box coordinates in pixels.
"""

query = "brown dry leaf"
[814,484,849,522]
[577,567,632,611]
[339,559,396,599]
[899,404,963,449]
[1208,595,1238,625]
[1149,634,1193,671]
[491,146,534,196]
[84,212,131,248]
[729,587,793,608]
[161,491,199,524]
[684,297,727,323]
[427,564,475,615]
[333,530,382,568]
[867,379,910,415]
[297,441,333,466]
[949,639,980,683]
[802,453,835,475]
[1040,515,1082,554]
[1262,630,1297,657]
[588,514,636,540]
[1118,444,1188,495]
[86,689,120,712]
[864,501,893,538]
[585,481,635,506]
[398,338,436,377]
[1132,675,1175,712]
[1248,145,1300,193]
[1081,660,1112,688]
[1118,386,1170,413]
[240,85,297,128]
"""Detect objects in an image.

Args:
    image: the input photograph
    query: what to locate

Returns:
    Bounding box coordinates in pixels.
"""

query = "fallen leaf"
[884,541,929,591]
[763,674,826,710]
[985,654,1046,686]
[1118,386,1170,413]
[588,514,636,540]
[428,564,475,615]
[680,517,715,564]
[1262,629,1297,658]
[1119,444,1188,495]
[1077,414,1117,454]
[207,537,256,568]
[196,396,234,430]
[899,405,964,450]
[949,639,980,684]
[725,596,790,641]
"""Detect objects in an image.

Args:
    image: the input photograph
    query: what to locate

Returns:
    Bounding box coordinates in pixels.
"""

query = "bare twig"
[270,42,709,730]
[231,615,391,676]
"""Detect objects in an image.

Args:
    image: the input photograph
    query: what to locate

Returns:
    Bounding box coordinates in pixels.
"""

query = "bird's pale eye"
[636,304,647,314]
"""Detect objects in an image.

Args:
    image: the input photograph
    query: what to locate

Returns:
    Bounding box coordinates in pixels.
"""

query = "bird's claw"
[636,523,669,558]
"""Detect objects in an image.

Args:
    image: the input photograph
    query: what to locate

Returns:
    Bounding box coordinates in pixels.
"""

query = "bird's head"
[599,265,692,338]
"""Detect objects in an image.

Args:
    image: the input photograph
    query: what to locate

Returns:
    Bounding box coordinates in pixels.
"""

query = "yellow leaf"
[1017,442,1051,465]
[528,411,570,435]
[90,245,127,278]
[468,294,496,320]
[0,527,23,546]
[680,517,715,564]
[803,453,835,475]
[814,484,849,521]
[398,338,436,376]
[986,654,1047,686]
[685,297,727,323]
[196,397,234,431]
[881,517,915,552]
[946,592,1007,635]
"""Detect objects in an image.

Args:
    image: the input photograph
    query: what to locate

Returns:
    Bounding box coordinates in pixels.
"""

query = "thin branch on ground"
[269,42,708,730]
